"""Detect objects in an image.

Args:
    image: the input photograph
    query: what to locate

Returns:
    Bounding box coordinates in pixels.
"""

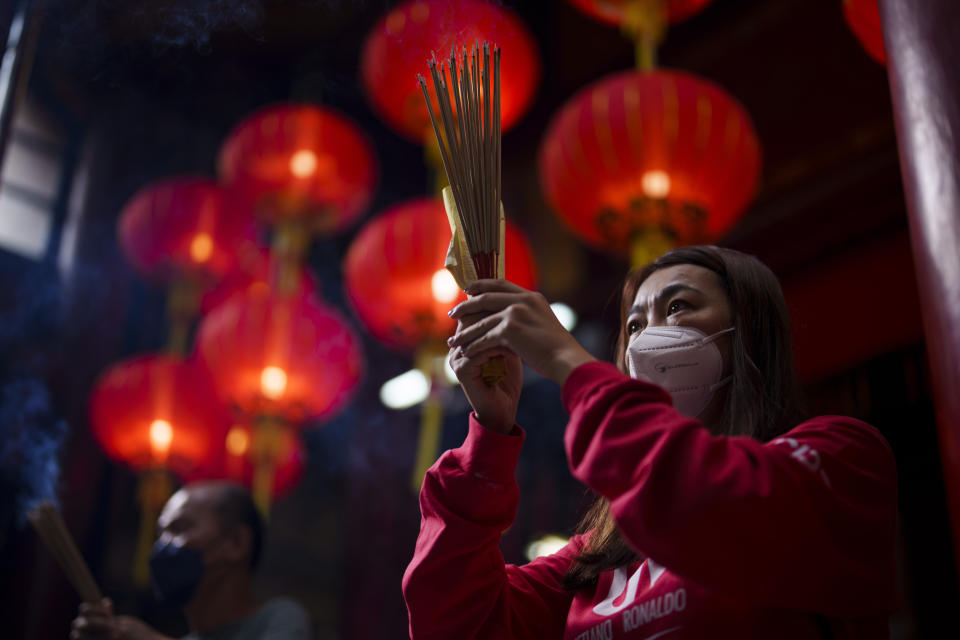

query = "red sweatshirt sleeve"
[402,415,579,639]
[562,361,898,618]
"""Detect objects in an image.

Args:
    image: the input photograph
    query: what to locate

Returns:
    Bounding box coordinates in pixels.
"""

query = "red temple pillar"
[879,0,960,573]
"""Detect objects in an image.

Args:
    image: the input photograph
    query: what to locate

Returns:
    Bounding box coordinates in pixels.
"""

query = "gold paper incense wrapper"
[442,186,507,385]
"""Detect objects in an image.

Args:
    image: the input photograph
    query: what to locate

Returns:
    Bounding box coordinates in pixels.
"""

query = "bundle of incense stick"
[420,42,506,385]
[27,501,103,603]
[419,41,502,280]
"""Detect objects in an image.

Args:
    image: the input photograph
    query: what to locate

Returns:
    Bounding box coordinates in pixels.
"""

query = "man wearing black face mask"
[71,481,310,640]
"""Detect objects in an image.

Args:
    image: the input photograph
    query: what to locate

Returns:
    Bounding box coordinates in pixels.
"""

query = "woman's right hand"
[449,318,523,435]
[448,280,596,386]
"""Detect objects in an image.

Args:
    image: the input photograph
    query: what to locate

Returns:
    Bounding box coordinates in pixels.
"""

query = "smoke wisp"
[129,0,266,52]
[0,377,69,525]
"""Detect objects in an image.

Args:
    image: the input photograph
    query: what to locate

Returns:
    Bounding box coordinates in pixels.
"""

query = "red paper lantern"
[843,0,885,65]
[190,421,306,499]
[118,178,258,285]
[195,288,364,425]
[343,197,538,351]
[360,0,540,143]
[539,69,761,259]
[89,355,229,477]
[566,0,714,26]
[218,103,377,232]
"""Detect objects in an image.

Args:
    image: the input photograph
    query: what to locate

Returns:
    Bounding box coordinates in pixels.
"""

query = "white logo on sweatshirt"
[592,559,666,616]
[772,437,832,486]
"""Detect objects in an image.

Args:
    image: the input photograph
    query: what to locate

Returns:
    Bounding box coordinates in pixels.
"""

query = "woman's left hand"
[448,279,596,386]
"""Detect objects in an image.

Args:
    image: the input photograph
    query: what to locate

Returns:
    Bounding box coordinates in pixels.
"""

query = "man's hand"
[71,599,173,640]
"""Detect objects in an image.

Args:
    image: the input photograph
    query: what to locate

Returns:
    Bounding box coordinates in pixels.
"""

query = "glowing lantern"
[360,0,540,143]
[90,355,227,475]
[89,354,230,582]
[343,197,538,351]
[118,178,257,285]
[195,288,364,512]
[118,178,261,353]
[843,0,885,65]
[538,69,761,266]
[196,289,363,423]
[218,103,377,233]
[218,103,377,298]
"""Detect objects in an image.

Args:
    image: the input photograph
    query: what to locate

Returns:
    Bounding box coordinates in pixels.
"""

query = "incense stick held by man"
[27,502,102,604]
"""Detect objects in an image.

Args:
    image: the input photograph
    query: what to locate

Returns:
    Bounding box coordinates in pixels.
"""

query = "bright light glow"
[290,150,318,178]
[525,534,570,561]
[550,302,578,332]
[225,426,250,457]
[380,369,429,410]
[443,356,459,385]
[641,170,671,198]
[190,232,213,263]
[0,189,52,260]
[149,419,173,456]
[431,269,460,303]
[260,366,288,399]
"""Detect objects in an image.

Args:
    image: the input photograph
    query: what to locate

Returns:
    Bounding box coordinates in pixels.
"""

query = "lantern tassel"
[251,417,286,517]
[410,342,452,492]
[411,390,445,493]
[133,468,173,586]
[624,0,666,71]
[165,277,201,355]
[271,220,312,296]
[630,227,675,269]
[252,457,277,519]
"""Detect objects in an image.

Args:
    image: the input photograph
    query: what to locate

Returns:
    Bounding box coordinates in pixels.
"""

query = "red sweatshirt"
[403,362,898,639]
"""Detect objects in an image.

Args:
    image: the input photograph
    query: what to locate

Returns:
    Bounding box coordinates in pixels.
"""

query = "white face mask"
[626,325,735,417]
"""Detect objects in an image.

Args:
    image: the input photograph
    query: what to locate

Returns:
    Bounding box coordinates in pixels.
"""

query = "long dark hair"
[564,245,805,589]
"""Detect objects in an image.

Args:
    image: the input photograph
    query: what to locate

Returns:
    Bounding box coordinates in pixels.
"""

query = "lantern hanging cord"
[623,0,667,70]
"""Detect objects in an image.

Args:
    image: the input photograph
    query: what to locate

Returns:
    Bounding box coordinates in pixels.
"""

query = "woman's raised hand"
[448,280,596,388]
[448,340,523,435]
